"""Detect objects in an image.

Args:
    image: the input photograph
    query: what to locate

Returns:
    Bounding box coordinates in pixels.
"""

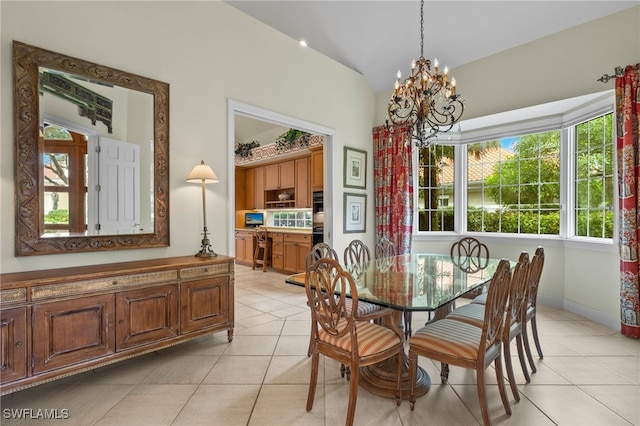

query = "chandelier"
[386,0,464,148]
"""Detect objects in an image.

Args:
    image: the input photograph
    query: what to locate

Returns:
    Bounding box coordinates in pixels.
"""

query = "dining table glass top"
[286,253,507,312]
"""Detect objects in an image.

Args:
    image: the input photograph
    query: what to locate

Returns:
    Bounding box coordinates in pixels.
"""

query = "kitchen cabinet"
[310,146,324,190]
[235,229,255,266]
[254,166,265,209]
[0,308,27,383]
[0,256,234,395]
[282,233,312,273]
[271,232,284,270]
[265,160,295,190]
[295,157,311,208]
[244,167,254,209]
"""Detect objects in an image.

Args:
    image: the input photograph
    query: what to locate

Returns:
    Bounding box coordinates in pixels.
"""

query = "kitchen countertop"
[235,227,312,235]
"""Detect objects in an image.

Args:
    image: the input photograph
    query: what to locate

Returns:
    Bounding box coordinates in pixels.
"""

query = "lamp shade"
[186,160,219,183]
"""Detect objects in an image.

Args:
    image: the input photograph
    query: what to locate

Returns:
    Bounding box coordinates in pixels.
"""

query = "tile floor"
[2,264,639,425]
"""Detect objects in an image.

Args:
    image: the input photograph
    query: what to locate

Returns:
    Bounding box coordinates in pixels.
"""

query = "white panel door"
[97,137,140,233]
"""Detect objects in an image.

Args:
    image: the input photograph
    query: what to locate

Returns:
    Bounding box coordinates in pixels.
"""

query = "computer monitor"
[245,212,264,227]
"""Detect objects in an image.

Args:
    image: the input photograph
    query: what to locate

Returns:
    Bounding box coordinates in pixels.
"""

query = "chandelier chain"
[385,0,464,148]
[420,0,424,58]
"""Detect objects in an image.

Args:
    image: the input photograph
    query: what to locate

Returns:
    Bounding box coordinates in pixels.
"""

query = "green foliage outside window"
[44,208,69,224]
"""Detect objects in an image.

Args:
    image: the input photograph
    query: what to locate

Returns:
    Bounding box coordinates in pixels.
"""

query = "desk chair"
[252,228,271,272]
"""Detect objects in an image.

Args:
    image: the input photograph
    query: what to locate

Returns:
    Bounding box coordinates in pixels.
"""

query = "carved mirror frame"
[13,41,170,255]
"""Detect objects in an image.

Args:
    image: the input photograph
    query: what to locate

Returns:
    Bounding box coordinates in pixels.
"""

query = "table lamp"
[186,160,219,257]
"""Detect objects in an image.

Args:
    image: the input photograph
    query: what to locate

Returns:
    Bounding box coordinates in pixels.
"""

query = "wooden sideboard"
[0,255,234,395]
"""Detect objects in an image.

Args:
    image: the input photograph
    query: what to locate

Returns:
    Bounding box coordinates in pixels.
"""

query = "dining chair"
[408,258,513,426]
[471,247,545,377]
[446,251,531,398]
[521,246,545,374]
[305,242,339,357]
[252,228,271,272]
[343,239,371,265]
[341,239,395,380]
[375,235,396,259]
[305,257,403,426]
[451,236,490,274]
[305,242,339,267]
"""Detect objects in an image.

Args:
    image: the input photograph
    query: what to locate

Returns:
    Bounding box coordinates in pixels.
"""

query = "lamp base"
[195,227,217,257]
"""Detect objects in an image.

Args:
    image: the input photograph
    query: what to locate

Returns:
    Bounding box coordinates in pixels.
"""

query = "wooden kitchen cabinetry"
[310,146,324,190]
[0,256,234,395]
[244,167,265,210]
[271,232,284,270]
[264,160,295,190]
[295,157,311,208]
[234,229,255,266]
[282,233,312,273]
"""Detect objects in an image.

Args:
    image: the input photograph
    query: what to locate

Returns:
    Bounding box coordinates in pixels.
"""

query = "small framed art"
[343,192,366,233]
[343,146,367,189]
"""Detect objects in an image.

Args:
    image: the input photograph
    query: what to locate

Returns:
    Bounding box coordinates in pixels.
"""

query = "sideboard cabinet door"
[180,276,229,335]
[115,284,179,351]
[32,294,115,374]
[0,308,27,383]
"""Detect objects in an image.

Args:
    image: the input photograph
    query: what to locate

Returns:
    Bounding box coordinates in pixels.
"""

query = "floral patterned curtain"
[373,125,413,254]
[617,63,640,338]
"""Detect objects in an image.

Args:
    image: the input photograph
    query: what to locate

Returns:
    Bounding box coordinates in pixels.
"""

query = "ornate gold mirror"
[14,41,169,255]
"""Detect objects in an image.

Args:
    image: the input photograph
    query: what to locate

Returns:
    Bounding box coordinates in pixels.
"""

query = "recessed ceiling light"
[299,40,307,48]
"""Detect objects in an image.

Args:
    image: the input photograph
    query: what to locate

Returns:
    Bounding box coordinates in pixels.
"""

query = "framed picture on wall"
[343,192,366,233]
[344,146,367,189]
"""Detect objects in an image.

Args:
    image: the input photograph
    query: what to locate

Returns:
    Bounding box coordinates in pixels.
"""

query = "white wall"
[1,1,375,272]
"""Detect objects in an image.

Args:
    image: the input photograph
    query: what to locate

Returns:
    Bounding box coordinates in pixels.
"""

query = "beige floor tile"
[222,335,279,356]
[172,384,261,425]
[588,356,640,384]
[398,383,479,426]
[235,312,281,329]
[274,335,311,356]
[281,318,312,335]
[16,383,134,426]
[203,355,271,384]
[0,381,79,426]
[264,355,315,384]
[560,335,639,356]
[154,333,230,357]
[269,304,309,319]
[324,383,402,426]
[580,385,640,425]
[141,355,218,385]
[236,320,285,336]
[453,383,555,425]
[249,384,324,425]
[94,384,196,425]
[522,385,633,425]
[76,354,160,385]
[542,357,635,385]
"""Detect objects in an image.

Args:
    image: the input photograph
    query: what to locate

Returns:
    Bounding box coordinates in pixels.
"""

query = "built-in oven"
[312,191,324,245]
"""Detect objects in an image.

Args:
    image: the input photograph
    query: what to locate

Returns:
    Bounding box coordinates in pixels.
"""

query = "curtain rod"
[597,66,625,83]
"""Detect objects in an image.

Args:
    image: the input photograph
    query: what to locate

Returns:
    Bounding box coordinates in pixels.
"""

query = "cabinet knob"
[15,341,22,347]
[112,280,118,285]
[204,268,209,273]
[118,319,124,324]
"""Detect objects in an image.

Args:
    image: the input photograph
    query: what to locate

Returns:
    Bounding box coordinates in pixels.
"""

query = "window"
[416,145,455,231]
[574,113,615,239]
[42,124,88,234]
[467,131,561,235]
[413,90,615,242]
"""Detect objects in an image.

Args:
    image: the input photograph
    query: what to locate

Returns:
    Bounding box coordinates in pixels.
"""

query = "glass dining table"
[285,252,506,399]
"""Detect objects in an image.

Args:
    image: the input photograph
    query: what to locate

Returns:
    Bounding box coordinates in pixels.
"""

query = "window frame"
[412,90,617,252]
